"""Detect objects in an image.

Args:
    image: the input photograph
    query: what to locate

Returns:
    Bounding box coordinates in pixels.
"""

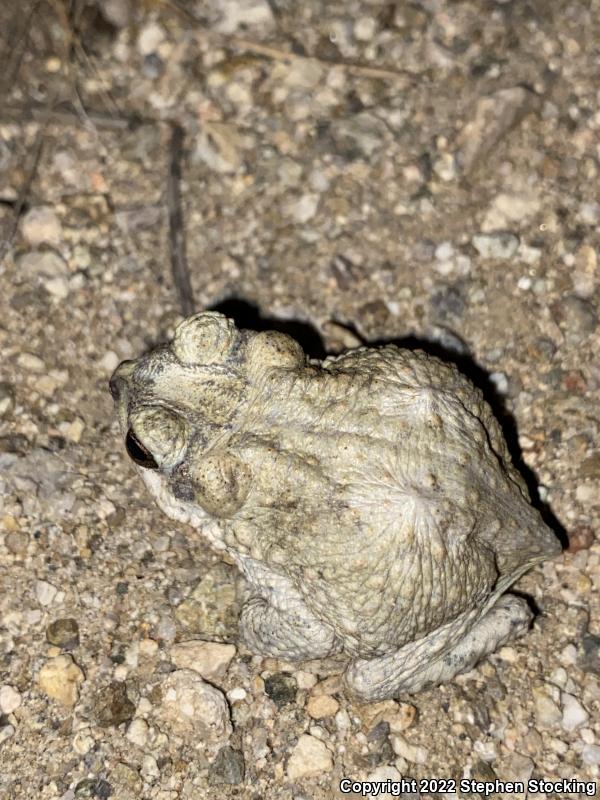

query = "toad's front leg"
[240,594,341,661]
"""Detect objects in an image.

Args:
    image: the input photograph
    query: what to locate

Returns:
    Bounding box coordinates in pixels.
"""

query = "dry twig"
[167,124,195,317]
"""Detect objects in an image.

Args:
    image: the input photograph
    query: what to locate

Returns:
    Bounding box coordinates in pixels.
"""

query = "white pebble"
[285,193,319,224]
[35,580,57,606]
[137,22,165,55]
[216,0,275,35]
[156,669,232,743]
[579,202,600,225]
[127,717,149,747]
[100,351,121,374]
[489,371,509,395]
[45,277,69,299]
[582,743,600,765]
[0,725,15,744]
[533,687,562,727]
[170,640,236,682]
[294,670,318,690]
[435,241,454,261]
[390,734,429,764]
[18,250,67,278]
[472,232,519,260]
[354,16,377,41]
[17,353,45,373]
[561,692,589,732]
[141,755,160,780]
[0,685,22,714]
[286,734,333,780]
[21,206,62,246]
[73,731,95,755]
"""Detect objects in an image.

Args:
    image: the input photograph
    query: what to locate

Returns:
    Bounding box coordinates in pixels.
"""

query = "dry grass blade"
[162,0,416,83]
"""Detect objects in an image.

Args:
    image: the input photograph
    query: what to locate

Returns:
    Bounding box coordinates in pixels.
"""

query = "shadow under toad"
[209,296,568,555]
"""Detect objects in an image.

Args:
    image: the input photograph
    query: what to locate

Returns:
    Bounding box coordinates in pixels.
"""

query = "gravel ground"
[1,1,599,798]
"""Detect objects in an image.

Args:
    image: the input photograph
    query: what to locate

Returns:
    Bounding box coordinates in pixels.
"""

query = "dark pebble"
[94,682,135,727]
[74,778,113,799]
[578,632,600,675]
[209,745,245,785]
[46,618,80,650]
[263,673,297,708]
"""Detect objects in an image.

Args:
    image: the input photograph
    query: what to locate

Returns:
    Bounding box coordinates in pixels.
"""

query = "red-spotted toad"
[110,312,560,701]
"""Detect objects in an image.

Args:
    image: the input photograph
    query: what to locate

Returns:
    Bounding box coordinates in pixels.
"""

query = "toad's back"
[230,345,559,657]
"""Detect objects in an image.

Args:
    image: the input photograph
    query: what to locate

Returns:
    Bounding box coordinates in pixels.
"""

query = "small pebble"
[209,745,245,785]
[354,16,377,41]
[387,703,418,732]
[287,734,333,780]
[330,112,387,159]
[489,371,509,395]
[72,730,95,755]
[0,725,15,744]
[216,0,275,34]
[306,694,339,719]
[5,530,28,555]
[0,685,22,714]
[17,250,67,278]
[35,580,57,606]
[141,755,160,781]
[532,686,562,730]
[21,206,62,246]
[46,618,80,650]
[17,353,45,374]
[126,717,149,747]
[472,232,520,260]
[0,382,15,418]
[263,673,297,708]
[170,640,236,682]
[390,734,429,764]
[294,670,318,690]
[561,692,589,731]
[285,193,319,224]
[100,351,121,374]
[156,669,232,743]
[579,202,600,225]
[37,654,84,706]
[95,682,135,727]
[582,743,600,766]
[137,22,165,56]
[139,638,159,658]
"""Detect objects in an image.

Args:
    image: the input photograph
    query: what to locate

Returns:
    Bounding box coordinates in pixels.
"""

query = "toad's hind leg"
[241,595,341,660]
[344,594,532,702]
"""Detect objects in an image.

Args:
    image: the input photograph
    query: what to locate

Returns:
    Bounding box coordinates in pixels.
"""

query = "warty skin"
[110,312,560,701]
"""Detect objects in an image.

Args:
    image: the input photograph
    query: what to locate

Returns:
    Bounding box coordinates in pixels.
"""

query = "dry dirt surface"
[1,1,599,799]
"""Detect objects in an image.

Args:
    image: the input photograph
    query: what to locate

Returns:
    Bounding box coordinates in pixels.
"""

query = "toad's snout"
[108,359,136,402]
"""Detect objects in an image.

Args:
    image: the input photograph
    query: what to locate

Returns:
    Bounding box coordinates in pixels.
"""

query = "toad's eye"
[125,429,159,470]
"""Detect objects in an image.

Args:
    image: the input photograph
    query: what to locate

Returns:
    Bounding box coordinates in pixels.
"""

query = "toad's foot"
[240,596,341,660]
[344,594,532,702]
